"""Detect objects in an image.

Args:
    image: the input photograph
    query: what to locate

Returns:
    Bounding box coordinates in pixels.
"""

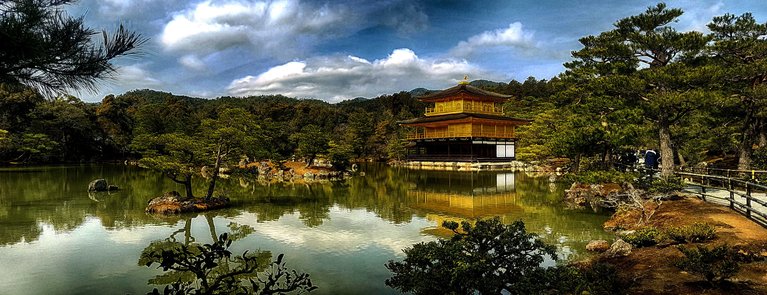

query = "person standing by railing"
[645,148,659,170]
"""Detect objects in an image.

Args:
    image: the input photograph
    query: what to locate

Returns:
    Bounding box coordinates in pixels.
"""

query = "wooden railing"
[676,171,767,227]
[406,130,514,140]
[425,103,502,116]
[677,166,767,180]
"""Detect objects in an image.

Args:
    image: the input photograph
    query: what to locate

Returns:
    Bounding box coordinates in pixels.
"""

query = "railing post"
[746,183,752,218]
[701,184,707,202]
[727,178,734,209]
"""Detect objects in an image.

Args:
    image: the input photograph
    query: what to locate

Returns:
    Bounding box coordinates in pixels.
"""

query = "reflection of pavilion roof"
[417,84,512,102]
[407,191,522,219]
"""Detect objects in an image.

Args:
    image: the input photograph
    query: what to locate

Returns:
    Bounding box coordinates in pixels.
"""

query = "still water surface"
[0,164,611,294]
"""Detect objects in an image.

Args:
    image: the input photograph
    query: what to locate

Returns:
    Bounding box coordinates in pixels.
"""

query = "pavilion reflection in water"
[404,169,542,237]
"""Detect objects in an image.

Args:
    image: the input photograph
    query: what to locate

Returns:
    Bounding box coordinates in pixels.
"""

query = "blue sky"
[67,0,767,102]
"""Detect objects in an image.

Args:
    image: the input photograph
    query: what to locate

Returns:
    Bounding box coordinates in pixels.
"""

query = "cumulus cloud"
[160,0,350,58]
[227,48,505,102]
[451,22,536,56]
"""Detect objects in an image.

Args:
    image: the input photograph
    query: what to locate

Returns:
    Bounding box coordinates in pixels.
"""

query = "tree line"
[0,86,425,165]
[511,3,767,176]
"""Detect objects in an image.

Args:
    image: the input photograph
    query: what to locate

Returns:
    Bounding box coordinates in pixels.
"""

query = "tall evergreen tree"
[707,13,767,170]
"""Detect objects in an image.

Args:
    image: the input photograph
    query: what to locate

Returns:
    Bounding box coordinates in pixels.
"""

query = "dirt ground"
[598,196,767,294]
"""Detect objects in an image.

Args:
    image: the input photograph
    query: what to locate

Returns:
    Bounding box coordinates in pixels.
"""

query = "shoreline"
[585,194,767,294]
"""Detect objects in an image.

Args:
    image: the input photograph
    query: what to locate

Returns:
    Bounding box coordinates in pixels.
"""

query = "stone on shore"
[604,239,632,258]
[585,240,610,253]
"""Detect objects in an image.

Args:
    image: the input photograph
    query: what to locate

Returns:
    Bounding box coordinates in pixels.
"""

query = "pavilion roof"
[417,84,512,103]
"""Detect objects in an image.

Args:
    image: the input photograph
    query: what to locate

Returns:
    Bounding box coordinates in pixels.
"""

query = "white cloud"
[114,64,162,88]
[451,22,536,56]
[179,55,208,71]
[227,48,505,102]
[678,1,724,32]
[95,0,166,18]
[160,0,350,58]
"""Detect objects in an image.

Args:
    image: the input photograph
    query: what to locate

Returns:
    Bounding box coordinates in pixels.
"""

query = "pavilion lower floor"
[406,139,515,162]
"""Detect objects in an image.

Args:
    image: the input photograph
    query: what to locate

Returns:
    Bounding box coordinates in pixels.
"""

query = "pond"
[0,164,611,294]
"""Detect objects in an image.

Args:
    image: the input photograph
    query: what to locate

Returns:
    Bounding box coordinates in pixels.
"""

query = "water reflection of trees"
[138,214,315,294]
[0,165,188,245]
[0,163,611,260]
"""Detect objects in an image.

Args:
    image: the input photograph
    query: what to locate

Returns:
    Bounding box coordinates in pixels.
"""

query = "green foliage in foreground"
[623,223,717,248]
[676,244,740,284]
[140,233,316,295]
[667,223,717,244]
[386,218,624,295]
[622,227,665,248]
[646,176,685,194]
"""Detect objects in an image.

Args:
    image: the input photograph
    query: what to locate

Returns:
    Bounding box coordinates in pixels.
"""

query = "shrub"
[386,218,634,294]
[666,223,717,244]
[385,218,557,294]
[647,177,684,194]
[675,244,740,284]
[622,226,664,247]
[544,263,625,295]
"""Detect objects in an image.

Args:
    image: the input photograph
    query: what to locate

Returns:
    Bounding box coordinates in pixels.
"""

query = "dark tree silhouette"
[0,0,145,96]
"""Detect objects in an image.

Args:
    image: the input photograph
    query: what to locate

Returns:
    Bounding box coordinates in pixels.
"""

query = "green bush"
[675,244,740,284]
[752,147,767,170]
[562,170,638,184]
[386,218,629,295]
[621,226,664,247]
[648,177,684,194]
[666,223,717,243]
[543,263,625,295]
[386,218,557,294]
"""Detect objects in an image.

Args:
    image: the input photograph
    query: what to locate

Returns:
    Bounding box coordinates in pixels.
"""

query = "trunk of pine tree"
[738,112,757,171]
[169,174,194,199]
[756,118,767,148]
[306,154,315,168]
[572,153,582,173]
[659,120,674,177]
[183,175,194,199]
[205,144,222,201]
[738,138,753,172]
[677,151,687,168]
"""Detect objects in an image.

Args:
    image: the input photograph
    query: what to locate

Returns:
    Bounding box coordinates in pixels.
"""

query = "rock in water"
[88,179,108,192]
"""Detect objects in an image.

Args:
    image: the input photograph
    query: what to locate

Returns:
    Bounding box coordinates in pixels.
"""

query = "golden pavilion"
[399,79,530,167]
